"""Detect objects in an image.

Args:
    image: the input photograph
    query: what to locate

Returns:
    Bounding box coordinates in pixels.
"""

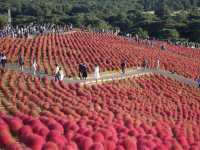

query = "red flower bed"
[0,69,200,149]
[0,32,200,79]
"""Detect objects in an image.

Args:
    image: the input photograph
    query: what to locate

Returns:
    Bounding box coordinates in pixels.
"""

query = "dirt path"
[2,63,198,87]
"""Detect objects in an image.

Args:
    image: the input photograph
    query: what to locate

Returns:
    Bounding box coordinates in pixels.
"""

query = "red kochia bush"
[89,143,104,150]
[0,121,8,131]
[0,131,14,147]
[103,141,116,150]
[8,117,23,132]
[81,137,94,150]
[123,137,137,150]
[92,132,105,143]
[47,130,66,149]
[65,130,74,141]
[6,143,23,150]
[26,134,45,150]
[19,125,33,140]
[42,142,59,150]
[38,127,50,138]
[64,141,78,150]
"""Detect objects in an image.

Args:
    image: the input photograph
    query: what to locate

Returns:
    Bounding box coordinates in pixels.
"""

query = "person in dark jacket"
[0,53,2,67]
[197,77,200,88]
[82,64,87,80]
[1,53,7,68]
[79,64,84,80]
[18,54,24,71]
[121,60,126,75]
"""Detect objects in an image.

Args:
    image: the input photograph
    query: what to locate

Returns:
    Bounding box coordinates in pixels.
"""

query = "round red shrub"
[123,137,137,150]
[26,134,45,150]
[7,143,23,150]
[92,132,105,143]
[9,118,23,132]
[42,142,59,150]
[89,143,104,150]
[103,141,116,150]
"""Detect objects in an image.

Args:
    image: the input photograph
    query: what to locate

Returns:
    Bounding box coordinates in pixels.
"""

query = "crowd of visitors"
[0,23,200,86]
[1,52,200,87]
[173,41,200,49]
[0,23,73,38]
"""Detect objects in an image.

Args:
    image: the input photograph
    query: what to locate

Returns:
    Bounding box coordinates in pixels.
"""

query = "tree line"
[0,0,200,42]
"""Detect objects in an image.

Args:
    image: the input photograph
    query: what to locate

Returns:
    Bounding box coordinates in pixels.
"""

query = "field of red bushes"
[0,68,200,149]
[0,32,200,149]
[0,32,200,79]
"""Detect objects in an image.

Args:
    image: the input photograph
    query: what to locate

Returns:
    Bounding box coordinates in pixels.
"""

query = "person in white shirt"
[94,64,100,82]
[157,59,160,69]
[32,59,37,75]
[59,67,65,81]
[55,64,59,74]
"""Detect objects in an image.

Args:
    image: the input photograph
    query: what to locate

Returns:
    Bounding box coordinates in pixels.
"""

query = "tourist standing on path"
[0,53,2,67]
[18,54,24,71]
[58,67,64,81]
[160,45,166,51]
[120,60,126,75]
[197,77,200,88]
[82,64,87,80]
[143,58,148,69]
[94,64,100,82]
[79,64,84,80]
[55,64,60,81]
[157,59,160,69]
[32,59,37,75]
[1,53,7,68]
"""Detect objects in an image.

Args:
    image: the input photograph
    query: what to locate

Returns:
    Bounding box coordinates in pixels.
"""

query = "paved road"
[2,63,198,87]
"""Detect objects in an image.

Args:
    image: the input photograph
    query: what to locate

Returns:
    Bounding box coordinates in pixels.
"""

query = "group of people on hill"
[2,53,200,88]
[0,23,73,38]
[174,41,200,49]
[18,54,37,75]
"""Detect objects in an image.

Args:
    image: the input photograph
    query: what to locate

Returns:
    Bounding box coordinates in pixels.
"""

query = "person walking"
[59,67,65,81]
[94,64,100,82]
[32,59,37,75]
[55,64,60,81]
[79,64,83,80]
[1,53,7,68]
[143,58,148,70]
[82,64,87,80]
[157,59,160,69]
[55,64,60,74]
[197,77,200,88]
[18,54,24,71]
[0,53,2,67]
[120,60,126,75]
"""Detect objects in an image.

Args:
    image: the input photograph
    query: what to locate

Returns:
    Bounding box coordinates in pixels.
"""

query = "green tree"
[187,20,200,42]
[155,0,170,18]
[0,15,7,27]
[158,28,180,39]
[132,27,149,38]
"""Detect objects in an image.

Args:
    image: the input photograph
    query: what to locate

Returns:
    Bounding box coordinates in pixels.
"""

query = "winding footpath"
[3,63,198,87]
